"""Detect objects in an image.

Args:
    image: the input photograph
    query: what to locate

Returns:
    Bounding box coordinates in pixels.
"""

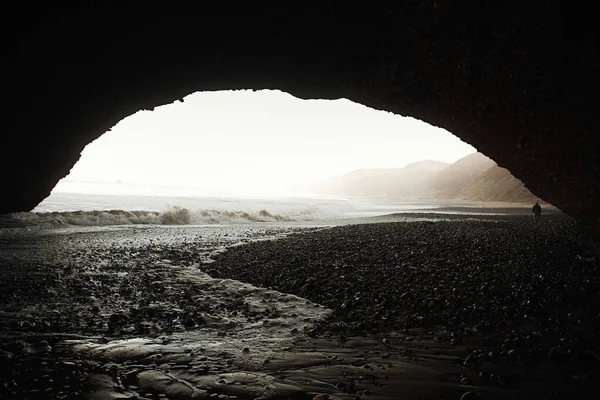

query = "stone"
[1,1,598,236]
[22,341,52,355]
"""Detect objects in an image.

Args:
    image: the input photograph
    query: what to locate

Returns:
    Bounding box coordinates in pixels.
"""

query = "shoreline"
[1,213,599,399]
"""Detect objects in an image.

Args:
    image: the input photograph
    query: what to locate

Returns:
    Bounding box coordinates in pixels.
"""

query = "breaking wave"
[2,207,293,228]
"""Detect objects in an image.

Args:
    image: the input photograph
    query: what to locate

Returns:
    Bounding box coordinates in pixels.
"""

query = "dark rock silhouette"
[2,2,598,232]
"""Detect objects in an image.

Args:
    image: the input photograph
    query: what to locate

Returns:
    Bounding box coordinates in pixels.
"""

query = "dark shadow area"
[1,2,599,399]
[2,1,599,232]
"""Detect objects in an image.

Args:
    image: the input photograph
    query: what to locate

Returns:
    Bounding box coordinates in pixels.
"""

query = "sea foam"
[3,207,294,228]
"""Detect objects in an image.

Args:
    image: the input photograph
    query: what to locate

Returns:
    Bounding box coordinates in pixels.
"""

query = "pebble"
[22,341,52,355]
[461,392,478,400]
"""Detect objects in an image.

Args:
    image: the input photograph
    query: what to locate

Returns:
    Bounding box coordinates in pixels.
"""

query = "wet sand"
[0,213,599,399]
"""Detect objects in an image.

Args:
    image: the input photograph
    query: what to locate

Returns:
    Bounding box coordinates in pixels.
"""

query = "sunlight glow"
[55,90,476,196]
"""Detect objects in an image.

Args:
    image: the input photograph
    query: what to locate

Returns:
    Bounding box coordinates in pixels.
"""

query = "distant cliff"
[309,153,537,203]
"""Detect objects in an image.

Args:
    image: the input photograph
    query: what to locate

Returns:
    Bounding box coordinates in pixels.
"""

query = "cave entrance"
[32,89,542,225]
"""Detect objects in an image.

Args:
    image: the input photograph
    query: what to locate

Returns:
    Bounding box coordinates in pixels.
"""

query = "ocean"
[0,187,457,230]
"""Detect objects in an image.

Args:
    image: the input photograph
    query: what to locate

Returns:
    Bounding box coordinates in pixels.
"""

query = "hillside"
[309,153,537,203]
[309,160,448,198]
[421,153,536,202]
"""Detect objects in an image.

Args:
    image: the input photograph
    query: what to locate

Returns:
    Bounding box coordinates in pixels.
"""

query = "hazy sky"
[56,90,476,196]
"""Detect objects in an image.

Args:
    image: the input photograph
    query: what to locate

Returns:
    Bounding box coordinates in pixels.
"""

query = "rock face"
[2,2,598,229]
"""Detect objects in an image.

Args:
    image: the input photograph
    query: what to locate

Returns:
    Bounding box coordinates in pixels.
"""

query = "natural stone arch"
[2,1,598,232]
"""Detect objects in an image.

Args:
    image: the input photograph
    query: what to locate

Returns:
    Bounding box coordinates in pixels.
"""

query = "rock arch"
[2,1,598,231]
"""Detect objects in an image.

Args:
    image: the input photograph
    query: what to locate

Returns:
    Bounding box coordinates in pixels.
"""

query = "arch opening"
[25,89,550,227]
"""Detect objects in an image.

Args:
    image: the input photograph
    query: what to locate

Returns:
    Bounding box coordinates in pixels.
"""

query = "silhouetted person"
[532,201,541,222]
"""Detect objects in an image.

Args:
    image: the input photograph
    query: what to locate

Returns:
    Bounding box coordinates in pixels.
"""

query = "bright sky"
[55,90,476,196]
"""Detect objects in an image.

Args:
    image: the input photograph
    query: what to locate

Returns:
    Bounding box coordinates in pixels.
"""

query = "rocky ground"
[204,214,600,399]
[0,214,599,400]
[0,225,330,400]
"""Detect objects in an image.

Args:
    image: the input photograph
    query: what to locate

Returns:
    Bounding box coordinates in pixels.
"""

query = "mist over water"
[23,188,444,228]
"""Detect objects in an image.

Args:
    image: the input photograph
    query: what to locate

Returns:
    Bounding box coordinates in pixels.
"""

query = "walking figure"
[532,201,542,222]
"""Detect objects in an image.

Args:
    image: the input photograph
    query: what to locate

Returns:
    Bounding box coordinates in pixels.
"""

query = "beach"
[207,213,600,398]
[0,211,598,399]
